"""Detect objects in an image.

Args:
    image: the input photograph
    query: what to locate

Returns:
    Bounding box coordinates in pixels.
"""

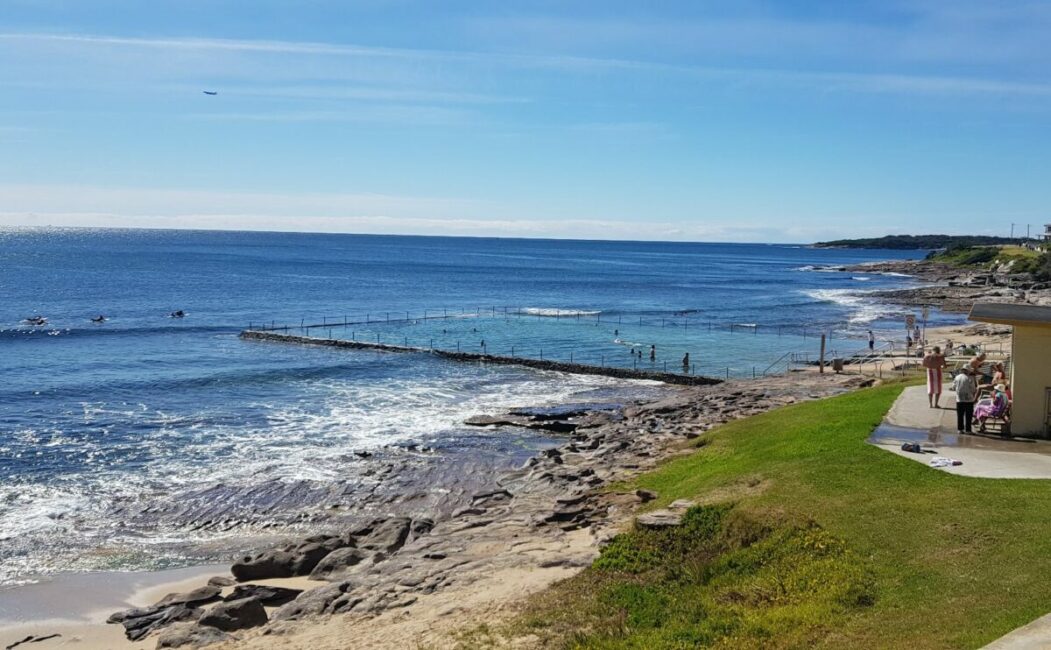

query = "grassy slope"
[513,384,1051,649]
[930,244,1042,271]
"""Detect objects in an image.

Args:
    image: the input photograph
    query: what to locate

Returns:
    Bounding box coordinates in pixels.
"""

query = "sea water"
[0,228,944,586]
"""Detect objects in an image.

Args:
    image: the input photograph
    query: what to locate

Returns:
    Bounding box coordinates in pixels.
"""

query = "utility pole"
[1011,223,1016,239]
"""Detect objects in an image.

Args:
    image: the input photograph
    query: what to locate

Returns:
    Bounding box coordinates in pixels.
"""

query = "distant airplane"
[203,90,218,96]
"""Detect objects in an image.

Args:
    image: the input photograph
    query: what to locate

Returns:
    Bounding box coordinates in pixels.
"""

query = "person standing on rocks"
[922,346,947,408]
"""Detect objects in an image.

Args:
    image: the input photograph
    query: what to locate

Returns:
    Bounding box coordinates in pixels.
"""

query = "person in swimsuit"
[922,346,947,408]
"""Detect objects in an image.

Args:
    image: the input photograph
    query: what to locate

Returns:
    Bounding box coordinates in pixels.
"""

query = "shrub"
[522,505,875,649]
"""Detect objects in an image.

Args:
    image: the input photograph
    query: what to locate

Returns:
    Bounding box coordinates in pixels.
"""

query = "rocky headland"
[100,372,874,649]
[844,259,1051,313]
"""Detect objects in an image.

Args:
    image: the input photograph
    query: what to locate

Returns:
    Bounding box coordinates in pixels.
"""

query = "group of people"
[612,331,691,372]
[924,346,1011,434]
[905,324,927,356]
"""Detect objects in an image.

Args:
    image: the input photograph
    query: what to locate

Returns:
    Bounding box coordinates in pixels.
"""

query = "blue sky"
[1,0,1049,242]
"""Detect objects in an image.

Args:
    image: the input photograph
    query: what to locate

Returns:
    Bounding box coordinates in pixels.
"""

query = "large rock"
[225,584,303,606]
[310,547,369,580]
[288,542,334,576]
[231,550,295,581]
[109,603,200,642]
[198,597,268,632]
[357,517,412,553]
[156,622,229,649]
[636,500,696,530]
[464,415,524,427]
[527,420,577,434]
[635,509,686,529]
[272,581,359,621]
[155,585,222,607]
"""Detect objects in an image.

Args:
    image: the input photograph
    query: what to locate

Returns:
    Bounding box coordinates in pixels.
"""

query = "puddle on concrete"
[868,423,1046,453]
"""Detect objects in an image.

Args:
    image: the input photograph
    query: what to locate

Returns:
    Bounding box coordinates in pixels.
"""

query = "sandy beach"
[0,566,224,650]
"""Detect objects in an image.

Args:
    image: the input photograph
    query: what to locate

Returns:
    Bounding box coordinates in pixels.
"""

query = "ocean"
[0,228,947,587]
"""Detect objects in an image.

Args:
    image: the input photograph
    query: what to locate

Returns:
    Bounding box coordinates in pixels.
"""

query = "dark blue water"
[0,228,938,586]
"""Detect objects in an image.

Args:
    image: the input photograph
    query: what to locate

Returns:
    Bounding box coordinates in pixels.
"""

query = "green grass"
[927,245,1001,267]
[928,244,1051,279]
[505,384,1051,649]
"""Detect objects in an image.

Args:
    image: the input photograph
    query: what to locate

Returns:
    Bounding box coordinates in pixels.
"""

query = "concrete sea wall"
[239,330,722,386]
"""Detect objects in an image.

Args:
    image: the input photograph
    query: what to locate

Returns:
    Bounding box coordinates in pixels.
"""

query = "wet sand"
[0,565,224,649]
[0,565,324,649]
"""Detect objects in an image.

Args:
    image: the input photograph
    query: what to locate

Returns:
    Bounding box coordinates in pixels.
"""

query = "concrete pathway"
[982,612,1051,649]
[870,385,1051,479]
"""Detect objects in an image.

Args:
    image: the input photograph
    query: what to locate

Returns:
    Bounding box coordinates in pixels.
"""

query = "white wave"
[852,276,871,281]
[0,363,644,586]
[521,307,601,317]
[878,271,913,278]
[793,265,845,273]
[802,288,889,325]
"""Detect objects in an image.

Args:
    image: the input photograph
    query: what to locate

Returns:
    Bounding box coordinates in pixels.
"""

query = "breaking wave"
[520,308,602,317]
[801,288,891,325]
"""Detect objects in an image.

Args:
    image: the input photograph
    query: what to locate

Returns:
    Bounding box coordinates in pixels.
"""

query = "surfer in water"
[90,315,107,323]
[170,310,185,318]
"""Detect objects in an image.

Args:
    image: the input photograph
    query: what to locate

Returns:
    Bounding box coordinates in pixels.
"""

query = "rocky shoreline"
[844,259,1051,313]
[101,372,874,649]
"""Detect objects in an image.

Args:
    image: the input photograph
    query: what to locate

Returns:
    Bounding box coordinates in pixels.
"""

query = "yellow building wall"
[1011,324,1051,437]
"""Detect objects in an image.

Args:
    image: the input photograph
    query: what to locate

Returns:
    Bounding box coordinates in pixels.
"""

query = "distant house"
[968,303,1051,437]
[1044,223,1051,241]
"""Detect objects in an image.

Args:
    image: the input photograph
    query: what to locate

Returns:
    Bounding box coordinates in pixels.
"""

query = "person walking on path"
[922,346,947,408]
[952,367,978,434]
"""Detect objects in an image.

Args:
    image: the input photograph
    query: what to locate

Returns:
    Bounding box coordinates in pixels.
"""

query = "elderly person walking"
[922,346,947,408]
[952,367,978,434]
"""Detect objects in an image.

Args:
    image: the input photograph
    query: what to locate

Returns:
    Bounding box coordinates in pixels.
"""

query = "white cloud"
[1,184,1034,243]
[3,31,1050,100]
[0,183,812,242]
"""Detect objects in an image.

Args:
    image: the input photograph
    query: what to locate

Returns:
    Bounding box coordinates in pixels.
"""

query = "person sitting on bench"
[974,384,1010,433]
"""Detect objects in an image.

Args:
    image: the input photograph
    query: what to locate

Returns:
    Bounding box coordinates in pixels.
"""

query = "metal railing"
[243,305,977,382]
